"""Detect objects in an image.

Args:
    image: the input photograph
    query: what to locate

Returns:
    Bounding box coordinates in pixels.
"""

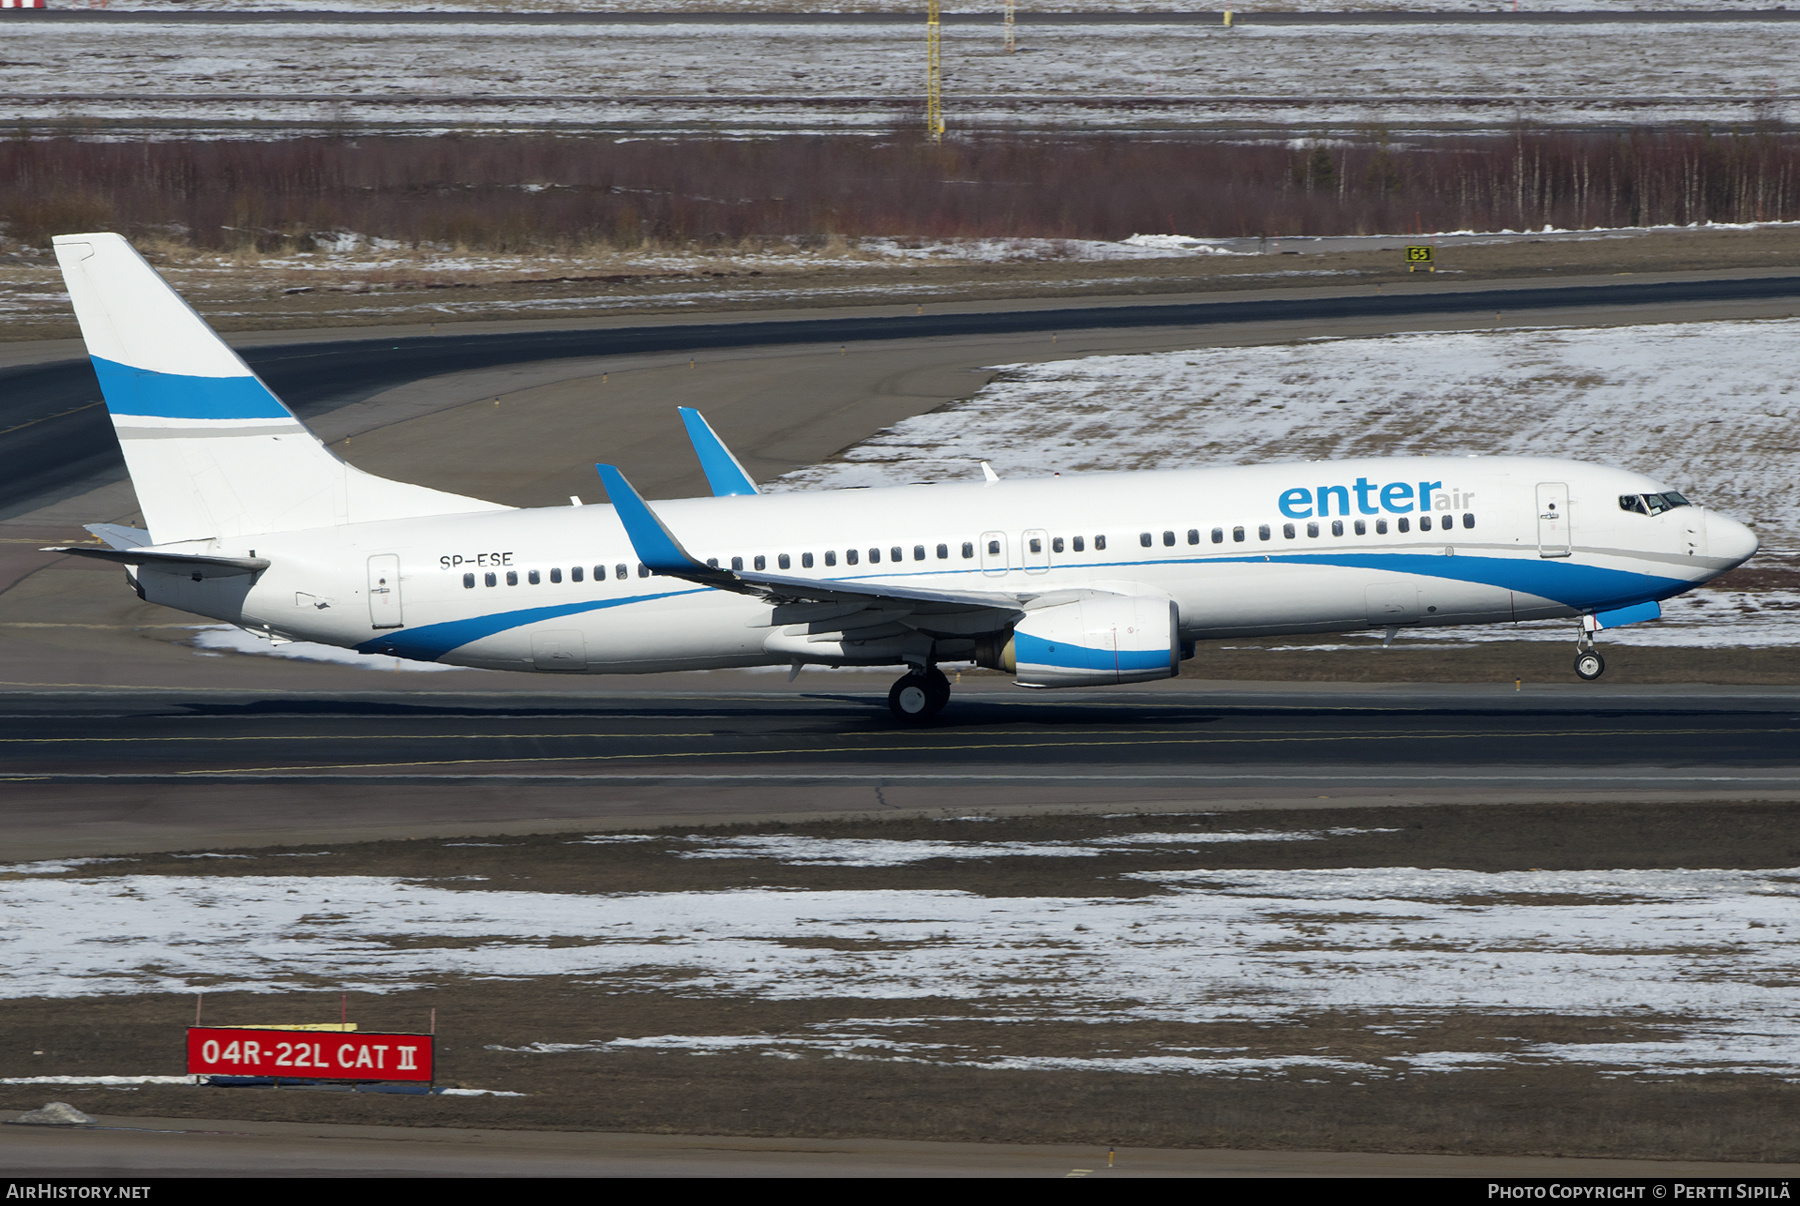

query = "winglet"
[678,408,758,497]
[595,464,708,575]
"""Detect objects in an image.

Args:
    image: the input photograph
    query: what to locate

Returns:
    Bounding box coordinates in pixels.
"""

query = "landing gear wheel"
[888,670,948,723]
[1574,651,1606,681]
[921,666,951,713]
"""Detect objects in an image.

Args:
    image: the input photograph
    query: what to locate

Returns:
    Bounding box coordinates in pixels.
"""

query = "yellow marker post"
[1223,10,1233,26]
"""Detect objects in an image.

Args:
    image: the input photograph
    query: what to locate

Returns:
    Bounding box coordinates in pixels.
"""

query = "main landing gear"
[1574,621,1606,682]
[888,666,951,722]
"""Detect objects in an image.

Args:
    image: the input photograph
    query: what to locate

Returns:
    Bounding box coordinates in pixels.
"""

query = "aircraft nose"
[1713,513,1759,568]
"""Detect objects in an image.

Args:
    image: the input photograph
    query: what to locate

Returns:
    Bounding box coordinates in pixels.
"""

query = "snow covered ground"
[772,315,1800,648]
[4,17,1793,136]
[6,837,1800,1079]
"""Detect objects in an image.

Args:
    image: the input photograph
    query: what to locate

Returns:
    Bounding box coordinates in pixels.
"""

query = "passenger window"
[1095,535,1106,551]
[891,546,903,562]
[987,539,1000,556]
[592,565,605,581]
[1232,526,1245,542]
[616,563,628,579]
[507,570,519,585]
[936,543,949,559]
[1306,523,1319,538]
[1375,519,1388,535]
[1397,518,1409,534]
[550,567,562,583]
[914,545,925,561]
[847,549,859,565]
[778,554,791,569]
[962,542,975,559]
[1139,532,1152,548]
[1353,520,1365,536]
[1187,529,1200,545]
[1258,524,1271,541]
[462,572,475,589]
[1052,536,1064,553]
[730,557,743,571]
[1283,523,1295,539]
[1029,536,1042,553]
[1330,520,1343,537]
[825,550,837,567]
[1463,513,1475,529]
[637,563,650,578]
[1420,514,1433,532]
[1162,531,1175,547]
[705,559,717,569]
[754,555,766,571]
[530,569,543,583]
[572,566,584,582]
[485,571,497,587]
[802,552,814,568]
[869,548,881,564]
[1211,528,1224,544]
[1072,536,1085,552]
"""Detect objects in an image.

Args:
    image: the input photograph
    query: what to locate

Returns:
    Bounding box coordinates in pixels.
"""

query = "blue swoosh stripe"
[92,356,291,421]
[1222,551,1685,611]
[356,589,705,661]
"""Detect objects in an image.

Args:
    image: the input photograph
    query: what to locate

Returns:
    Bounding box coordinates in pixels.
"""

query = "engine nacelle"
[981,592,1181,688]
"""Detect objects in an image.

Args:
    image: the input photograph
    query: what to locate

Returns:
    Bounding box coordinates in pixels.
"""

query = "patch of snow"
[5,862,1800,1078]
[0,1075,192,1086]
[8,19,1797,137]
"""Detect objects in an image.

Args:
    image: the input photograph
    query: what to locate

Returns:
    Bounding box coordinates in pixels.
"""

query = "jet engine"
[978,591,1181,688]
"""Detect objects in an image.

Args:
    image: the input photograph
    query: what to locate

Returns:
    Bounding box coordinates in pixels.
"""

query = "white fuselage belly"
[133,455,1745,674]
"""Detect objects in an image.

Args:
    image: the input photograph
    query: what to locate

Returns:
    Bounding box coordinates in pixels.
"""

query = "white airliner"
[47,233,1759,720]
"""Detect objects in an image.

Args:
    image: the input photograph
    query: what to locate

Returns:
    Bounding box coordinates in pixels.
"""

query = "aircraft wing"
[596,463,1030,613]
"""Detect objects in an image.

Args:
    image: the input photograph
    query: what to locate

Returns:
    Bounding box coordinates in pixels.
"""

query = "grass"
[5,128,1799,254]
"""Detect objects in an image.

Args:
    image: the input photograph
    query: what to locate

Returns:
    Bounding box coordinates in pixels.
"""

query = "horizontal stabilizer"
[678,408,758,497]
[43,546,269,576]
[84,523,152,550]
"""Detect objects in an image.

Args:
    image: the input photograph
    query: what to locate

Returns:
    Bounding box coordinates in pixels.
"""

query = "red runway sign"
[187,1028,434,1082]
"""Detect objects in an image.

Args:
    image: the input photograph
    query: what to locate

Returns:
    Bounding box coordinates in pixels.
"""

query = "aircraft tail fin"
[53,233,507,544]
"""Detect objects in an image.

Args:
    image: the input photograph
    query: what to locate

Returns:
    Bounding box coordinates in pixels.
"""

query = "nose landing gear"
[1574,620,1606,681]
[888,666,951,722]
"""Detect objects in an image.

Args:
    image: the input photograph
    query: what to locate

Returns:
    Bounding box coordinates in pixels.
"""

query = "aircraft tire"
[922,666,951,713]
[888,672,941,723]
[1574,651,1606,681]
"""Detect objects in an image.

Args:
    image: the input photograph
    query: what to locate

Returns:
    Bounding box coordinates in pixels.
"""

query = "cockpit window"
[1621,492,1692,516]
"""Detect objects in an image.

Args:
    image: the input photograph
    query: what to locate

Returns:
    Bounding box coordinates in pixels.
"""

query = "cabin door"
[367,554,404,628]
[1536,483,1572,559]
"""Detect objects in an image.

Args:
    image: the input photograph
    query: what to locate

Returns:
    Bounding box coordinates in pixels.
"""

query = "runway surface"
[8,271,1800,517]
[5,682,1799,858]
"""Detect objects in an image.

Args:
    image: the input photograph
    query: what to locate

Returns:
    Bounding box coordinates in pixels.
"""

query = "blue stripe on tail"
[91,356,290,421]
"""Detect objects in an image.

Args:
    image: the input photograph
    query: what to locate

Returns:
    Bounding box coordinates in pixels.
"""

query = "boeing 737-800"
[44,233,1760,720]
